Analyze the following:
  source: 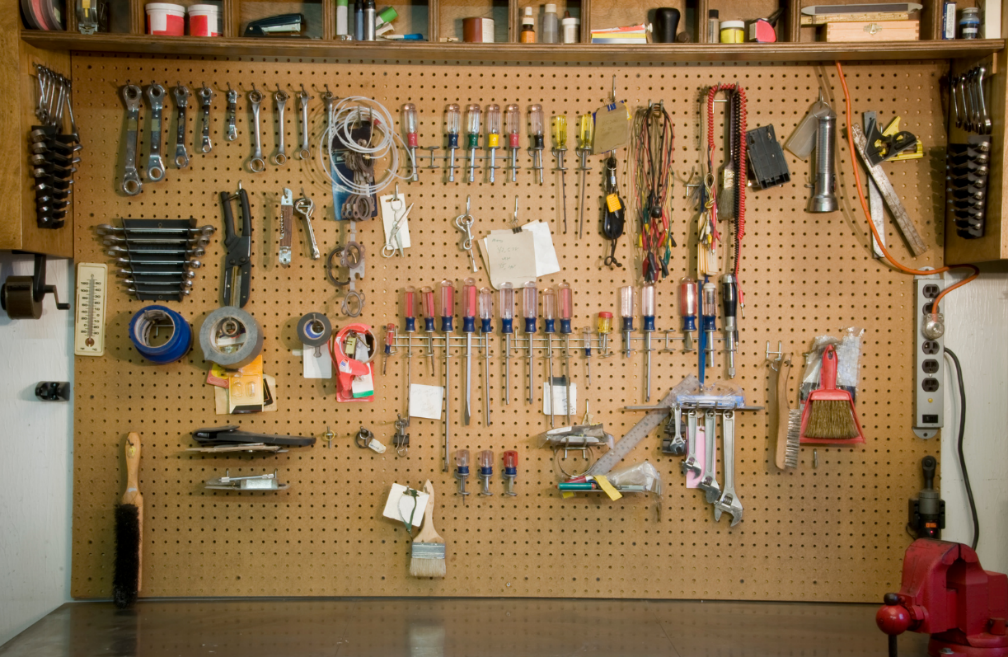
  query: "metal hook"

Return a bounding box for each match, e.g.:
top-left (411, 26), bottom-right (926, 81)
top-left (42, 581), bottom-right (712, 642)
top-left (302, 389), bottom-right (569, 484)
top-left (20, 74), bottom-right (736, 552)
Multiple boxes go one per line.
top-left (766, 341), bottom-right (784, 371)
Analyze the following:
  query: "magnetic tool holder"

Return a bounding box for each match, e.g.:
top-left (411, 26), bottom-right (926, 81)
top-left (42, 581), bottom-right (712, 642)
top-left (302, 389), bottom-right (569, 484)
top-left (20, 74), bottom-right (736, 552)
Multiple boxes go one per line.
top-left (1, 253), bottom-right (69, 319)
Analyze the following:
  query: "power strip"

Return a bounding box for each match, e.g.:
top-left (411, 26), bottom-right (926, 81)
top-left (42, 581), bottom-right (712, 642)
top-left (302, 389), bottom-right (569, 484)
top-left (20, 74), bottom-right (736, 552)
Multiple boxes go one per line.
top-left (913, 272), bottom-right (943, 439)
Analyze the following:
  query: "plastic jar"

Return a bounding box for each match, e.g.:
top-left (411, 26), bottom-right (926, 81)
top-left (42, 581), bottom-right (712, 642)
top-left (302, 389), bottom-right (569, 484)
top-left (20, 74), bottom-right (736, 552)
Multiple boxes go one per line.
top-left (187, 4), bottom-right (220, 37)
top-left (720, 20), bottom-right (744, 44)
top-left (959, 8), bottom-right (981, 39)
top-left (146, 2), bottom-right (185, 36)
top-left (561, 11), bottom-right (579, 43)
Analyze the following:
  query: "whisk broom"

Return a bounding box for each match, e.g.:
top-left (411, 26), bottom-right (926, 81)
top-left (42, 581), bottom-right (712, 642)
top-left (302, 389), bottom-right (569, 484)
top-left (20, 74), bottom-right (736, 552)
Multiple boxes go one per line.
top-left (799, 345), bottom-right (865, 445)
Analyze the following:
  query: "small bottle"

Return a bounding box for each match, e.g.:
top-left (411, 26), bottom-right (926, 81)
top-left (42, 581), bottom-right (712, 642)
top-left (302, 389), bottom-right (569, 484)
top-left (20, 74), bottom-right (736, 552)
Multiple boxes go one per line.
top-left (520, 7), bottom-right (535, 43)
top-left (707, 9), bottom-right (719, 43)
top-left (336, 0), bottom-right (349, 37)
top-left (77, 0), bottom-right (100, 34)
top-left (354, 0), bottom-right (364, 40)
top-left (542, 3), bottom-right (559, 43)
top-left (363, 0), bottom-right (377, 40)
top-left (959, 7), bottom-right (980, 39)
top-left (561, 10), bottom-right (579, 44)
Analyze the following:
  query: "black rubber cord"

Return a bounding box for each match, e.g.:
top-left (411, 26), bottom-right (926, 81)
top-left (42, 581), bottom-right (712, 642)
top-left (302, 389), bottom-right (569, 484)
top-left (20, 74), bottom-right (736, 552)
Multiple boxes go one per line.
top-left (944, 347), bottom-right (978, 550)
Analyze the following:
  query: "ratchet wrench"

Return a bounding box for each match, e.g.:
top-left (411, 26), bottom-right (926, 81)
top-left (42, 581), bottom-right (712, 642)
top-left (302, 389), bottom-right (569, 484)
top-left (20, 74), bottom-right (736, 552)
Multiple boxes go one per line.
top-left (121, 83), bottom-right (143, 196)
top-left (225, 85), bottom-right (238, 141)
top-left (145, 83), bottom-right (166, 182)
top-left (248, 87), bottom-right (266, 173)
top-left (297, 85), bottom-right (312, 160)
top-left (273, 87), bottom-right (289, 166)
top-left (198, 84), bottom-right (213, 153)
top-left (172, 83), bottom-right (190, 168)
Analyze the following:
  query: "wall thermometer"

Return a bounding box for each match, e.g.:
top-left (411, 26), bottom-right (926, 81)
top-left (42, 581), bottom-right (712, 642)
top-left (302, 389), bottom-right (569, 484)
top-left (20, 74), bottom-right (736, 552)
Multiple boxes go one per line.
top-left (74, 263), bottom-right (107, 356)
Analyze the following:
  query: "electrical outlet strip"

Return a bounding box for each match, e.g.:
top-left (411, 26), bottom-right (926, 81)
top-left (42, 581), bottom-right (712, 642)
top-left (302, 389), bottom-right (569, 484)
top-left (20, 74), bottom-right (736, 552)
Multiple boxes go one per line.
top-left (913, 272), bottom-right (943, 439)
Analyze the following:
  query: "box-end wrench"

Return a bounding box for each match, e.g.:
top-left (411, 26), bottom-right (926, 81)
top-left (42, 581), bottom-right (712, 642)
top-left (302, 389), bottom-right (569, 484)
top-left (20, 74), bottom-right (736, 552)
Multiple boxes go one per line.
top-left (198, 84), bottom-right (213, 153)
top-left (226, 85), bottom-right (238, 141)
top-left (273, 87), bottom-right (289, 166)
top-left (698, 409), bottom-right (720, 503)
top-left (248, 87), bottom-right (266, 173)
top-left (120, 84), bottom-right (143, 194)
top-left (145, 83), bottom-right (166, 182)
top-left (680, 408), bottom-right (701, 476)
top-left (975, 67), bottom-right (992, 135)
top-left (297, 85), bottom-right (312, 160)
top-left (172, 83), bottom-right (191, 168)
top-left (714, 409), bottom-right (743, 526)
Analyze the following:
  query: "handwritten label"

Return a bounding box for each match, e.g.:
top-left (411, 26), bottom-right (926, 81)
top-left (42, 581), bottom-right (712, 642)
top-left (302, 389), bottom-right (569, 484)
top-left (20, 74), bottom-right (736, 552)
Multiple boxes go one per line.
top-left (409, 383), bottom-right (445, 420)
top-left (479, 231), bottom-right (538, 290)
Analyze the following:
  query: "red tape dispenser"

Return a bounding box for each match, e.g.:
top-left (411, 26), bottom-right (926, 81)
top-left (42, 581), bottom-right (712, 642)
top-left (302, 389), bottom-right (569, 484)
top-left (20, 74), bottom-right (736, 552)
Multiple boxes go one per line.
top-left (799, 344), bottom-right (865, 445)
top-left (329, 323), bottom-right (376, 403)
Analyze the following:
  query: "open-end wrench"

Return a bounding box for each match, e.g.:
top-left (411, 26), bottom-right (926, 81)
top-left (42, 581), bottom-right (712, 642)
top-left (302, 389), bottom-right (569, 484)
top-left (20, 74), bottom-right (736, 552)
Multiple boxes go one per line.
top-left (172, 83), bottom-right (191, 168)
top-left (145, 83), bottom-right (166, 182)
top-left (680, 408), bottom-right (701, 476)
top-left (248, 87), bottom-right (266, 173)
top-left (950, 77), bottom-right (962, 129)
top-left (698, 409), bottom-right (720, 503)
top-left (295, 190), bottom-right (320, 259)
top-left (226, 85), bottom-right (238, 141)
top-left (297, 85), bottom-right (311, 160)
top-left (714, 410), bottom-right (743, 526)
top-left (121, 84), bottom-right (143, 195)
top-left (199, 84), bottom-right (213, 153)
top-left (273, 87), bottom-right (289, 166)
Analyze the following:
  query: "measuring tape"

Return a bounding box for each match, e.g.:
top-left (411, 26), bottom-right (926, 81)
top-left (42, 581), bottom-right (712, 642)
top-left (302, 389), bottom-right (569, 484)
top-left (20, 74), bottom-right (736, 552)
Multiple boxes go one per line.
top-left (199, 306), bottom-right (264, 369)
top-left (128, 305), bottom-right (193, 364)
top-left (74, 263), bottom-right (107, 356)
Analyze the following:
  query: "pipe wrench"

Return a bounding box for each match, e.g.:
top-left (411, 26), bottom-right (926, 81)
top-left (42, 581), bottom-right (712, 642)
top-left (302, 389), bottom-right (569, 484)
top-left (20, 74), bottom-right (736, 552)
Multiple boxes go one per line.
top-left (220, 184), bottom-right (252, 308)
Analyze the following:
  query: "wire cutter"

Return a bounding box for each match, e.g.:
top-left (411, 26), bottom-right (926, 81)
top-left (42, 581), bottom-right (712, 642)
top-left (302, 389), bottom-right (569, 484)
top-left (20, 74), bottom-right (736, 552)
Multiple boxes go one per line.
top-left (220, 183), bottom-right (252, 307)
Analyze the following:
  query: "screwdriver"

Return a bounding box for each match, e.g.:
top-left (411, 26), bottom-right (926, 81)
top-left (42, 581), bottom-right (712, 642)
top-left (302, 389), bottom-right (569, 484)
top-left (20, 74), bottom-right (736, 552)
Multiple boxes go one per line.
top-left (383, 322), bottom-right (396, 375)
top-left (542, 285), bottom-right (557, 427)
top-left (552, 115), bottom-right (568, 233)
top-left (721, 273), bottom-right (738, 378)
top-left (479, 286), bottom-right (493, 425)
top-left (701, 279), bottom-right (717, 369)
top-left (597, 311), bottom-right (613, 357)
top-left (505, 104), bottom-right (521, 182)
top-left (485, 104), bottom-right (501, 183)
top-left (679, 277), bottom-right (697, 352)
top-left (438, 279), bottom-right (454, 471)
top-left (576, 113), bottom-right (593, 239)
top-left (502, 450), bottom-right (518, 496)
top-left (641, 284), bottom-right (656, 402)
top-left (558, 282), bottom-right (573, 424)
top-left (462, 278), bottom-right (476, 425)
top-left (401, 103), bottom-right (418, 181)
top-left (582, 326), bottom-right (592, 386)
top-left (478, 449), bottom-right (494, 496)
top-left (499, 282), bottom-right (515, 405)
top-left (620, 285), bottom-right (634, 359)
top-left (522, 281), bottom-right (538, 405)
top-left (529, 104), bottom-right (545, 184)
top-left (445, 103), bottom-right (460, 182)
top-left (421, 285), bottom-right (436, 376)
top-left (465, 103), bottom-right (481, 183)
top-left (403, 286), bottom-right (416, 411)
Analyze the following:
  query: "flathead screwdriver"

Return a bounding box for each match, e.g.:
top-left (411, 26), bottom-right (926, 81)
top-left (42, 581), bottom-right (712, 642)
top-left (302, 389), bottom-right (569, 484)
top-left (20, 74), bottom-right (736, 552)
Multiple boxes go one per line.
top-left (462, 278), bottom-right (476, 425)
top-left (479, 286), bottom-right (493, 425)
top-left (499, 282), bottom-right (515, 405)
top-left (422, 286), bottom-right (436, 376)
top-left (558, 282), bottom-right (573, 424)
top-left (522, 281), bottom-right (538, 405)
top-left (543, 286), bottom-right (556, 427)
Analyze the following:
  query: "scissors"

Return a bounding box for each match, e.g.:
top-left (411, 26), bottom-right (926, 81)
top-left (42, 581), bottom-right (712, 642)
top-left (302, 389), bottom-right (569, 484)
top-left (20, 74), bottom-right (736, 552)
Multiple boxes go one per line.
top-left (454, 195), bottom-right (477, 273)
top-left (382, 186), bottom-right (413, 258)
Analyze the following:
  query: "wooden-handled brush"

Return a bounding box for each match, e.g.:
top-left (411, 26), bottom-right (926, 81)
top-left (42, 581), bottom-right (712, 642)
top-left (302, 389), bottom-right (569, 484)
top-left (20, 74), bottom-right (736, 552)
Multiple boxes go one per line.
top-left (409, 480), bottom-right (446, 578)
top-left (774, 354), bottom-right (800, 469)
top-left (800, 345), bottom-right (865, 445)
top-left (114, 432), bottom-right (142, 608)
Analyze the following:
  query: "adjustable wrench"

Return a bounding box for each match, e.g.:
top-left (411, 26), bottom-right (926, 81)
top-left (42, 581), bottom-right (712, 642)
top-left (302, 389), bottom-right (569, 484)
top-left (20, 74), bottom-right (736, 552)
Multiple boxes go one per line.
top-left (172, 83), bottom-right (190, 168)
top-left (714, 410), bottom-right (743, 526)
top-left (295, 191), bottom-right (321, 259)
top-left (698, 409), bottom-right (720, 503)
top-left (667, 405), bottom-right (686, 455)
top-left (198, 84), bottom-right (213, 153)
top-left (248, 87), bottom-right (266, 173)
top-left (297, 86), bottom-right (312, 160)
top-left (273, 87), bottom-right (289, 166)
top-left (226, 86), bottom-right (238, 141)
top-left (145, 83), bottom-right (166, 182)
top-left (680, 408), bottom-right (701, 476)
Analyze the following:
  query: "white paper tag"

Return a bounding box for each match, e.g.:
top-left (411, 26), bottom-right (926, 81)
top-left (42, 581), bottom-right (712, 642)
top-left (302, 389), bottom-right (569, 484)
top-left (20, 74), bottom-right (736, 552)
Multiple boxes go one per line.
top-left (302, 345), bottom-right (332, 379)
top-left (544, 381), bottom-right (576, 415)
top-left (409, 383), bottom-right (445, 420)
top-left (521, 221), bottom-right (561, 277)
top-left (382, 483), bottom-right (429, 528)
top-left (479, 231), bottom-right (538, 291)
top-left (380, 194), bottom-right (412, 250)
top-left (351, 370), bottom-right (375, 397)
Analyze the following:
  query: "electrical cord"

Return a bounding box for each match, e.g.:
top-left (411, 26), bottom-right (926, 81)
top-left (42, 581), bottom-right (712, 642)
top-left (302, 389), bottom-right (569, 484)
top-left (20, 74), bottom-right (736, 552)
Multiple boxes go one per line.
top-left (944, 346), bottom-right (978, 550)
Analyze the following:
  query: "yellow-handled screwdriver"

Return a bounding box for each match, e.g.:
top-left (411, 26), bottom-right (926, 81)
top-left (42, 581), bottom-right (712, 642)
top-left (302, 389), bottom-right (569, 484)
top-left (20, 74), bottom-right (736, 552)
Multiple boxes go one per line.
top-left (551, 115), bottom-right (569, 234)
top-left (576, 113), bottom-right (593, 239)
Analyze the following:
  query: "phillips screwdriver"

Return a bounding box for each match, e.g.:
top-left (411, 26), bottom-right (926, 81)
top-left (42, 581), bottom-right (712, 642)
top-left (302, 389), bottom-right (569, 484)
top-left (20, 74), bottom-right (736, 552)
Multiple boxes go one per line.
top-left (502, 450), bottom-right (518, 496)
top-left (721, 273), bottom-right (738, 378)
top-left (558, 282), bottom-right (573, 424)
top-left (401, 103), bottom-right (418, 181)
top-left (499, 282), bottom-right (515, 405)
top-left (462, 278), bottom-right (476, 425)
top-left (421, 285), bottom-right (436, 376)
top-left (582, 327), bottom-right (592, 386)
top-left (597, 311), bottom-right (613, 357)
top-left (485, 104), bottom-right (501, 183)
top-left (444, 103), bottom-right (460, 183)
top-left (465, 104), bottom-right (481, 183)
top-left (679, 277), bottom-right (697, 352)
top-left (528, 104), bottom-right (545, 184)
top-left (542, 285), bottom-right (557, 427)
top-left (701, 279), bottom-right (717, 369)
top-left (576, 113), bottom-right (593, 239)
top-left (522, 281), bottom-right (538, 405)
top-left (479, 286), bottom-right (493, 425)
top-left (505, 104), bottom-right (521, 182)
top-left (641, 284), bottom-right (656, 402)
top-left (478, 449), bottom-right (494, 496)
top-left (383, 323), bottom-right (396, 375)
top-left (552, 115), bottom-right (568, 233)
top-left (403, 286), bottom-right (417, 410)
top-left (438, 280), bottom-right (455, 471)
top-left (620, 285), bottom-right (634, 359)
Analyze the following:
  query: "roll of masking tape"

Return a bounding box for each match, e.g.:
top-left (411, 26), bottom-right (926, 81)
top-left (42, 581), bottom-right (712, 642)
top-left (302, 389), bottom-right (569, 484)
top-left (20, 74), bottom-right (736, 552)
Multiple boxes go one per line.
top-left (199, 306), bottom-right (264, 370)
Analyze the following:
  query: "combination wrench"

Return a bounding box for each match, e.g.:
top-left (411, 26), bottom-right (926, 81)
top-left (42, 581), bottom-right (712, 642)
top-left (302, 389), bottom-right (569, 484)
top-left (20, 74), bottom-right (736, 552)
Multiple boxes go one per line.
top-left (198, 84), bottom-right (213, 153)
top-left (225, 85), bottom-right (238, 141)
top-left (248, 87), bottom-right (266, 173)
top-left (145, 83), bottom-right (166, 182)
top-left (297, 85), bottom-right (312, 160)
top-left (680, 408), bottom-right (701, 476)
top-left (714, 410), bottom-right (743, 526)
top-left (295, 190), bottom-right (321, 259)
top-left (698, 409), bottom-right (720, 503)
top-left (273, 87), bottom-right (289, 166)
top-left (172, 83), bottom-right (190, 168)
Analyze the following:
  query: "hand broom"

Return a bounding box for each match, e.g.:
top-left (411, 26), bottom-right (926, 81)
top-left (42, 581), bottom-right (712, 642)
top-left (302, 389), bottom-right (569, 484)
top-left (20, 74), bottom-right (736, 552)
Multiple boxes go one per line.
top-left (800, 345), bottom-right (865, 445)
top-left (409, 480), bottom-right (446, 578)
top-left (114, 432), bottom-right (143, 608)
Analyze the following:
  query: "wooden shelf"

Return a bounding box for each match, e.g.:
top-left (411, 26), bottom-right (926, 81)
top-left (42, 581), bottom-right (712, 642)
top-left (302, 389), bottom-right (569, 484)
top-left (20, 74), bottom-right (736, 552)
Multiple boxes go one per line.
top-left (20, 30), bottom-right (1004, 63)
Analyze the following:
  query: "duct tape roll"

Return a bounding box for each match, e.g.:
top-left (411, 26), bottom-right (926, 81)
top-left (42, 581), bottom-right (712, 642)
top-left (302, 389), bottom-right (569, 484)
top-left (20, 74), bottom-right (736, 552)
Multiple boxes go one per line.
top-left (463, 17), bottom-right (494, 42)
top-left (297, 312), bottom-right (332, 347)
top-left (128, 305), bottom-right (194, 364)
top-left (199, 305), bottom-right (264, 370)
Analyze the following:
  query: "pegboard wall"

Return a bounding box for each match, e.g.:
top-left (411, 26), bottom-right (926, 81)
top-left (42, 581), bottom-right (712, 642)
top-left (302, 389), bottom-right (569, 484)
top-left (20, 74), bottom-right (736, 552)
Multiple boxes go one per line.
top-left (70, 54), bottom-right (947, 602)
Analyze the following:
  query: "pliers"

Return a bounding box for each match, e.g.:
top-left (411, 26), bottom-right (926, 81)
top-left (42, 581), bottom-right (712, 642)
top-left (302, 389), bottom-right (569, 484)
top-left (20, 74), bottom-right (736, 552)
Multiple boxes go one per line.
top-left (220, 184), bottom-right (252, 307)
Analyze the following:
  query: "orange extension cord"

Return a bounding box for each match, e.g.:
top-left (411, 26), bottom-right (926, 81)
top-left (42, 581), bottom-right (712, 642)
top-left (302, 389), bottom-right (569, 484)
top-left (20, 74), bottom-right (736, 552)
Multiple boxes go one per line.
top-left (835, 61), bottom-right (978, 314)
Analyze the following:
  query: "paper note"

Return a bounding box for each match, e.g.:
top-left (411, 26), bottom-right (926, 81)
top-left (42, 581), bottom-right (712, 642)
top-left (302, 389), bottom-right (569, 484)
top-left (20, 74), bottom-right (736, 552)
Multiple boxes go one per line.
top-left (592, 102), bottom-right (630, 154)
top-left (479, 230), bottom-right (538, 291)
top-left (301, 347), bottom-right (333, 379)
top-left (379, 194), bottom-right (412, 251)
top-left (686, 428), bottom-right (704, 488)
top-left (352, 369), bottom-right (375, 398)
top-left (521, 221), bottom-right (560, 277)
top-left (409, 383), bottom-right (444, 420)
top-left (544, 381), bottom-right (576, 416)
top-left (382, 483), bottom-right (430, 529)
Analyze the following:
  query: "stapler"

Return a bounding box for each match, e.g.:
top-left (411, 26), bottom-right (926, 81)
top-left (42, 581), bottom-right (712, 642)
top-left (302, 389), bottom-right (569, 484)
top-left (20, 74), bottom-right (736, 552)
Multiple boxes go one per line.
top-left (244, 13), bottom-right (305, 37)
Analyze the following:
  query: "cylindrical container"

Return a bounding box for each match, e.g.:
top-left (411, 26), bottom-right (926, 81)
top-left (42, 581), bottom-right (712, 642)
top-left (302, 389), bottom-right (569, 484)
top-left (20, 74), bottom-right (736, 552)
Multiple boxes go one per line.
top-left (520, 7), bottom-right (535, 42)
top-left (146, 3), bottom-right (185, 36)
top-left (364, 0), bottom-right (376, 40)
top-left (707, 9), bottom-right (719, 43)
top-left (542, 3), bottom-right (559, 43)
top-left (336, 0), bottom-right (349, 36)
top-left (959, 7), bottom-right (980, 39)
top-left (561, 11), bottom-right (579, 43)
top-left (463, 17), bottom-right (495, 42)
top-left (187, 4), bottom-right (219, 37)
top-left (809, 112), bottom-right (838, 213)
top-left (720, 20), bottom-right (744, 44)
top-left (654, 7), bottom-right (680, 43)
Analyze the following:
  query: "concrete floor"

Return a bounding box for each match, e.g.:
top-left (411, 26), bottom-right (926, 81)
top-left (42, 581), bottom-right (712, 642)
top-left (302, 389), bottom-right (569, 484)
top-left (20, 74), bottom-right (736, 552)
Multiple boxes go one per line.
top-left (0, 599), bottom-right (928, 656)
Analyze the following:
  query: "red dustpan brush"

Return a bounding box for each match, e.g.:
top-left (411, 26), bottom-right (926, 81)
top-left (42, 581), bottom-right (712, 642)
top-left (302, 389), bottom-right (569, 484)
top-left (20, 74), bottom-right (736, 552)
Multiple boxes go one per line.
top-left (799, 345), bottom-right (865, 445)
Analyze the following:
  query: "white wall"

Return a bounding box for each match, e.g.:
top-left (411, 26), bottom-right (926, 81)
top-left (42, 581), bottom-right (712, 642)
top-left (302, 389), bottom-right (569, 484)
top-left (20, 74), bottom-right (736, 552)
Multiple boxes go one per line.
top-left (941, 266), bottom-right (1008, 574)
top-left (0, 254), bottom-right (73, 647)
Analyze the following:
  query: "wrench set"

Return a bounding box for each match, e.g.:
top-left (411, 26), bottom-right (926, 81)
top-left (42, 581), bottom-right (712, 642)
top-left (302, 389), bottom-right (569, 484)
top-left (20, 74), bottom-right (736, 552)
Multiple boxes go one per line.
top-left (948, 65), bottom-right (993, 240)
top-left (32, 65), bottom-right (79, 229)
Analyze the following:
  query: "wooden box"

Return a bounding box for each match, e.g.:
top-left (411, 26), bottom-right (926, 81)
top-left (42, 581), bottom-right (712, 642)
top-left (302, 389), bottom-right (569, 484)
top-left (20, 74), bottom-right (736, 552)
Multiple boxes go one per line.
top-left (824, 19), bottom-right (919, 42)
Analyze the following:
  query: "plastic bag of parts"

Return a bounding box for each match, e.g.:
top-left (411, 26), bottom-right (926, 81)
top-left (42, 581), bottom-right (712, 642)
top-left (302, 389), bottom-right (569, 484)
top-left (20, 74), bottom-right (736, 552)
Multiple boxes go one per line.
top-left (799, 327), bottom-right (864, 411)
top-left (673, 374), bottom-right (745, 408)
top-left (537, 423), bottom-right (614, 450)
top-left (606, 459), bottom-right (663, 498)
